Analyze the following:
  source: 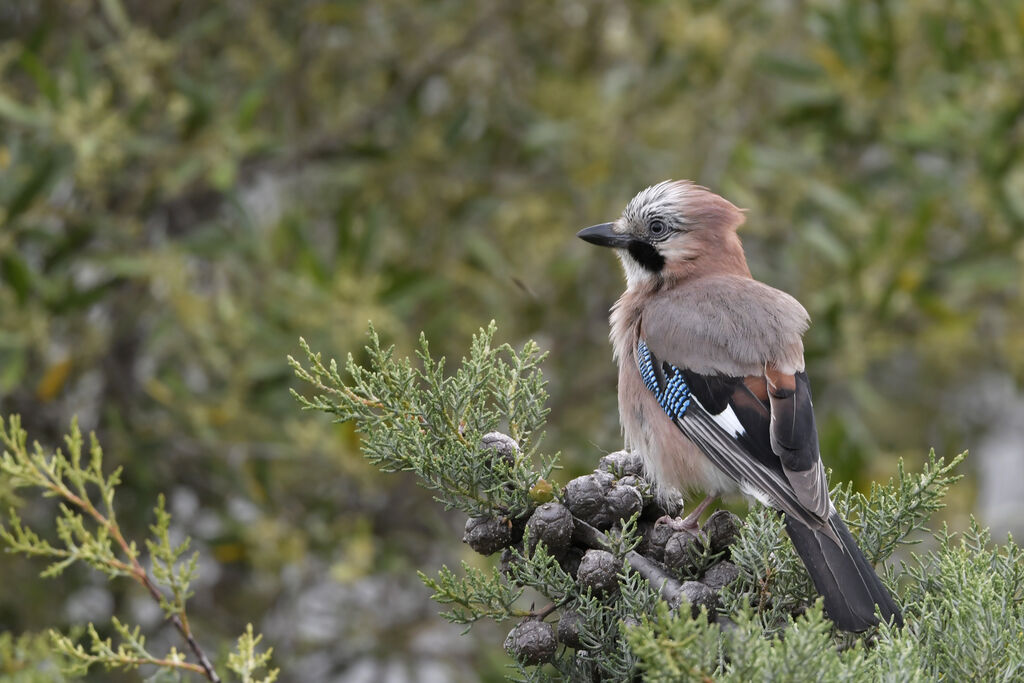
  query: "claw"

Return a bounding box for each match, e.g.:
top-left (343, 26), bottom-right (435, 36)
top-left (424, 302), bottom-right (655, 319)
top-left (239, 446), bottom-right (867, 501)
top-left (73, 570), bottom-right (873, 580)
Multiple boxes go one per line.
top-left (655, 514), bottom-right (701, 534)
top-left (656, 494), bottom-right (718, 537)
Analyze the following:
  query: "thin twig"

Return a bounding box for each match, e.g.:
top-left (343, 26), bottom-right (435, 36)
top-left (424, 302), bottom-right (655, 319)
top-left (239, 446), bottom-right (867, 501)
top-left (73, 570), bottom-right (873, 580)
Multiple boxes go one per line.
top-left (529, 602), bottom-right (560, 621)
top-left (572, 518), bottom-right (685, 606)
top-left (102, 515), bottom-right (221, 681)
top-left (35, 465), bottom-right (221, 681)
top-left (134, 572), bottom-right (220, 682)
top-left (97, 655), bottom-right (207, 676)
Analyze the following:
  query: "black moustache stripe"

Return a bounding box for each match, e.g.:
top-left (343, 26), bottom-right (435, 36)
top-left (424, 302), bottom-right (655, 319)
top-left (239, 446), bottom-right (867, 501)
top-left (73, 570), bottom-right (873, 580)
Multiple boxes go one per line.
top-left (628, 240), bottom-right (665, 272)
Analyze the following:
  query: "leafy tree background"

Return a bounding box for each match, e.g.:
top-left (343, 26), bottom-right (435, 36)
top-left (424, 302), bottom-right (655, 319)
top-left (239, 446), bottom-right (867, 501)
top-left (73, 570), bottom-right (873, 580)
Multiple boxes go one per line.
top-left (1, 0), bottom-right (1022, 679)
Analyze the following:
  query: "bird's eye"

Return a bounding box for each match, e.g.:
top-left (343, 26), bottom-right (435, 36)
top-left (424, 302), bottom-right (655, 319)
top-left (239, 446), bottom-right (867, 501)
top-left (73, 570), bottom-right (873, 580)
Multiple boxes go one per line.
top-left (650, 219), bottom-right (666, 236)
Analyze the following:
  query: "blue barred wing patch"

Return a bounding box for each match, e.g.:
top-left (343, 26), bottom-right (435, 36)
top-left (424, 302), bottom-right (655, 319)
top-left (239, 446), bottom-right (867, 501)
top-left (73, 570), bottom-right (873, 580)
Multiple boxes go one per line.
top-left (637, 340), bottom-right (691, 419)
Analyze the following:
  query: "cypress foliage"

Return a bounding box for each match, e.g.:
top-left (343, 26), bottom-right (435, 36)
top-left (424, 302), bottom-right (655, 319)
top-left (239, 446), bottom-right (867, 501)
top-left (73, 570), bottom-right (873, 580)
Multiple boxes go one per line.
top-left (293, 324), bottom-right (1021, 681)
top-left (1, 324), bottom-right (1017, 681)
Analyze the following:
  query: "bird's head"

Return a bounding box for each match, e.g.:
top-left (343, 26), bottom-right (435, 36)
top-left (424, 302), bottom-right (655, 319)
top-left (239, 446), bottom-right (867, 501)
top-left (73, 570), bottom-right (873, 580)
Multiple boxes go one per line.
top-left (577, 180), bottom-right (748, 289)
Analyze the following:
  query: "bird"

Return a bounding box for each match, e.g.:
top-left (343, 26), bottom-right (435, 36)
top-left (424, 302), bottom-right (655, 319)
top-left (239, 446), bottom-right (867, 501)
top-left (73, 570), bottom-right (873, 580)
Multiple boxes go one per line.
top-left (577, 180), bottom-right (902, 632)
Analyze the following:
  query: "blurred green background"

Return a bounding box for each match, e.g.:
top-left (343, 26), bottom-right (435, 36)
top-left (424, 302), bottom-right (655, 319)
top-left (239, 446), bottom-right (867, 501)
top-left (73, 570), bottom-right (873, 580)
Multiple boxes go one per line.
top-left (2, 0), bottom-right (1023, 679)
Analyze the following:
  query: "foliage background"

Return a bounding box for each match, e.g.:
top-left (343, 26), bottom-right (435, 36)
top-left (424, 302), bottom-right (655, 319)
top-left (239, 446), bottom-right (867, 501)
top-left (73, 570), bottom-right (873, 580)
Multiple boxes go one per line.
top-left (1, 0), bottom-right (1022, 679)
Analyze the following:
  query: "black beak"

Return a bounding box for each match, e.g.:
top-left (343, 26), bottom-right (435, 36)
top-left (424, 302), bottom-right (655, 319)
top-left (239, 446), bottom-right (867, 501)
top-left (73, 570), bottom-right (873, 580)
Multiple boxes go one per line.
top-left (576, 222), bottom-right (631, 249)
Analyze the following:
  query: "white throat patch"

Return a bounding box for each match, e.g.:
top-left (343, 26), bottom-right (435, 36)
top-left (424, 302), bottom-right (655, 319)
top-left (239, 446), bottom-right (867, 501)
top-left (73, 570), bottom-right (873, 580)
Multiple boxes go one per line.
top-left (617, 250), bottom-right (657, 289)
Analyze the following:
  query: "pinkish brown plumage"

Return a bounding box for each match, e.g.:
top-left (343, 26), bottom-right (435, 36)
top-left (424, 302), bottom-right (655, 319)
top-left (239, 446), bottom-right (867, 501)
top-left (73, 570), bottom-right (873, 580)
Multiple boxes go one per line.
top-left (577, 180), bottom-right (902, 632)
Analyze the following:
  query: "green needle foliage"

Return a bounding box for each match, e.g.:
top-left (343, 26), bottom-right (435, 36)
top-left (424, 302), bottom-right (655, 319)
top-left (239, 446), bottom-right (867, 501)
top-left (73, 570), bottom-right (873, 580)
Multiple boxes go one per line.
top-left (295, 324), bottom-right (1024, 681)
top-left (290, 321), bottom-right (557, 519)
top-left (227, 626), bottom-right (279, 683)
top-left (0, 630), bottom-right (69, 682)
top-left (0, 416), bottom-right (138, 581)
top-left (0, 416), bottom-right (278, 683)
top-left (419, 563), bottom-right (525, 627)
top-left (837, 451), bottom-right (968, 564)
top-left (629, 519), bottom-right (1024, 682)
top-left (49, 619), bottom-right (195, 679)
top-left (721, 450), bottom-right (966, 634)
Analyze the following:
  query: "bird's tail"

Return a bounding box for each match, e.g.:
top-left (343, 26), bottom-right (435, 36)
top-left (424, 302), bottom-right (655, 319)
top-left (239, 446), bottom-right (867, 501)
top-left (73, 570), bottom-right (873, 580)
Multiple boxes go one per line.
top-left (783, 512), bottom-right (903, 632)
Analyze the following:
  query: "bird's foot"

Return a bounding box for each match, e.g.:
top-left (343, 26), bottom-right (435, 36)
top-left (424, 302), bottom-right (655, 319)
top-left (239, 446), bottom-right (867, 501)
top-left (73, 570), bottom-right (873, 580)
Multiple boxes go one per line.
top-left (656, 494), bottom-right (718, 537)
top-left (655, 514), bottom-right (701, 535)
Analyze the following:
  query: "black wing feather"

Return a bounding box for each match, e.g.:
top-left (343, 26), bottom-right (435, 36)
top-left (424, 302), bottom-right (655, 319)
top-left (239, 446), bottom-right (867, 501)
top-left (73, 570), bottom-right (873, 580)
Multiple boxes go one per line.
top-left (681, 370), bottom-right (779, 473)
top-left (673, 390), bottom-right (827, 531)
top-left (637, 339), bottom-right (903, 631)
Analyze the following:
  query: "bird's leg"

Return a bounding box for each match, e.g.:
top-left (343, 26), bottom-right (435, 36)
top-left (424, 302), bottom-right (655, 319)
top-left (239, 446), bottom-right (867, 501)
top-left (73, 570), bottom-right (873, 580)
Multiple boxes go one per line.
top-left (657, 494), bottom-right (717, 534)
top-left (678, 493), bottom-right (716, 531)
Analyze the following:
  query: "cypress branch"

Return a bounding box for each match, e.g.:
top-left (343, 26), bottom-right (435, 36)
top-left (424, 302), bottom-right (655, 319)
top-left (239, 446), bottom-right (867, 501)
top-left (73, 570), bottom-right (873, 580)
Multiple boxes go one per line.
top-left (293, 324), bottom-right (1020, 681)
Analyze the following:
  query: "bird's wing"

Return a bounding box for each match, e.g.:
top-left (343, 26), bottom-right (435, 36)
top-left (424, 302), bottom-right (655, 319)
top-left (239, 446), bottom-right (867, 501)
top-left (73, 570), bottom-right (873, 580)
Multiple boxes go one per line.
top-left (764, 363), bottom-right (832, 520)
top-left (636, 339), bottom-right (833, 531)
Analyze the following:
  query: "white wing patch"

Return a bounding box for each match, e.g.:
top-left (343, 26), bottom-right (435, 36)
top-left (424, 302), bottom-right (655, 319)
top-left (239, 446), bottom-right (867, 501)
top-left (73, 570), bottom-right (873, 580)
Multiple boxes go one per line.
top-left (690, 394), bottom-right (746, 438)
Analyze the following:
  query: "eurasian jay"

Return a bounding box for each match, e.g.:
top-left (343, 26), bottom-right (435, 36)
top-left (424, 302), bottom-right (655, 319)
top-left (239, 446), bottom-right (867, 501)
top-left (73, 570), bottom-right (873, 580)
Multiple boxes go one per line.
top-left (578, 180), bottom-right (902, 632)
